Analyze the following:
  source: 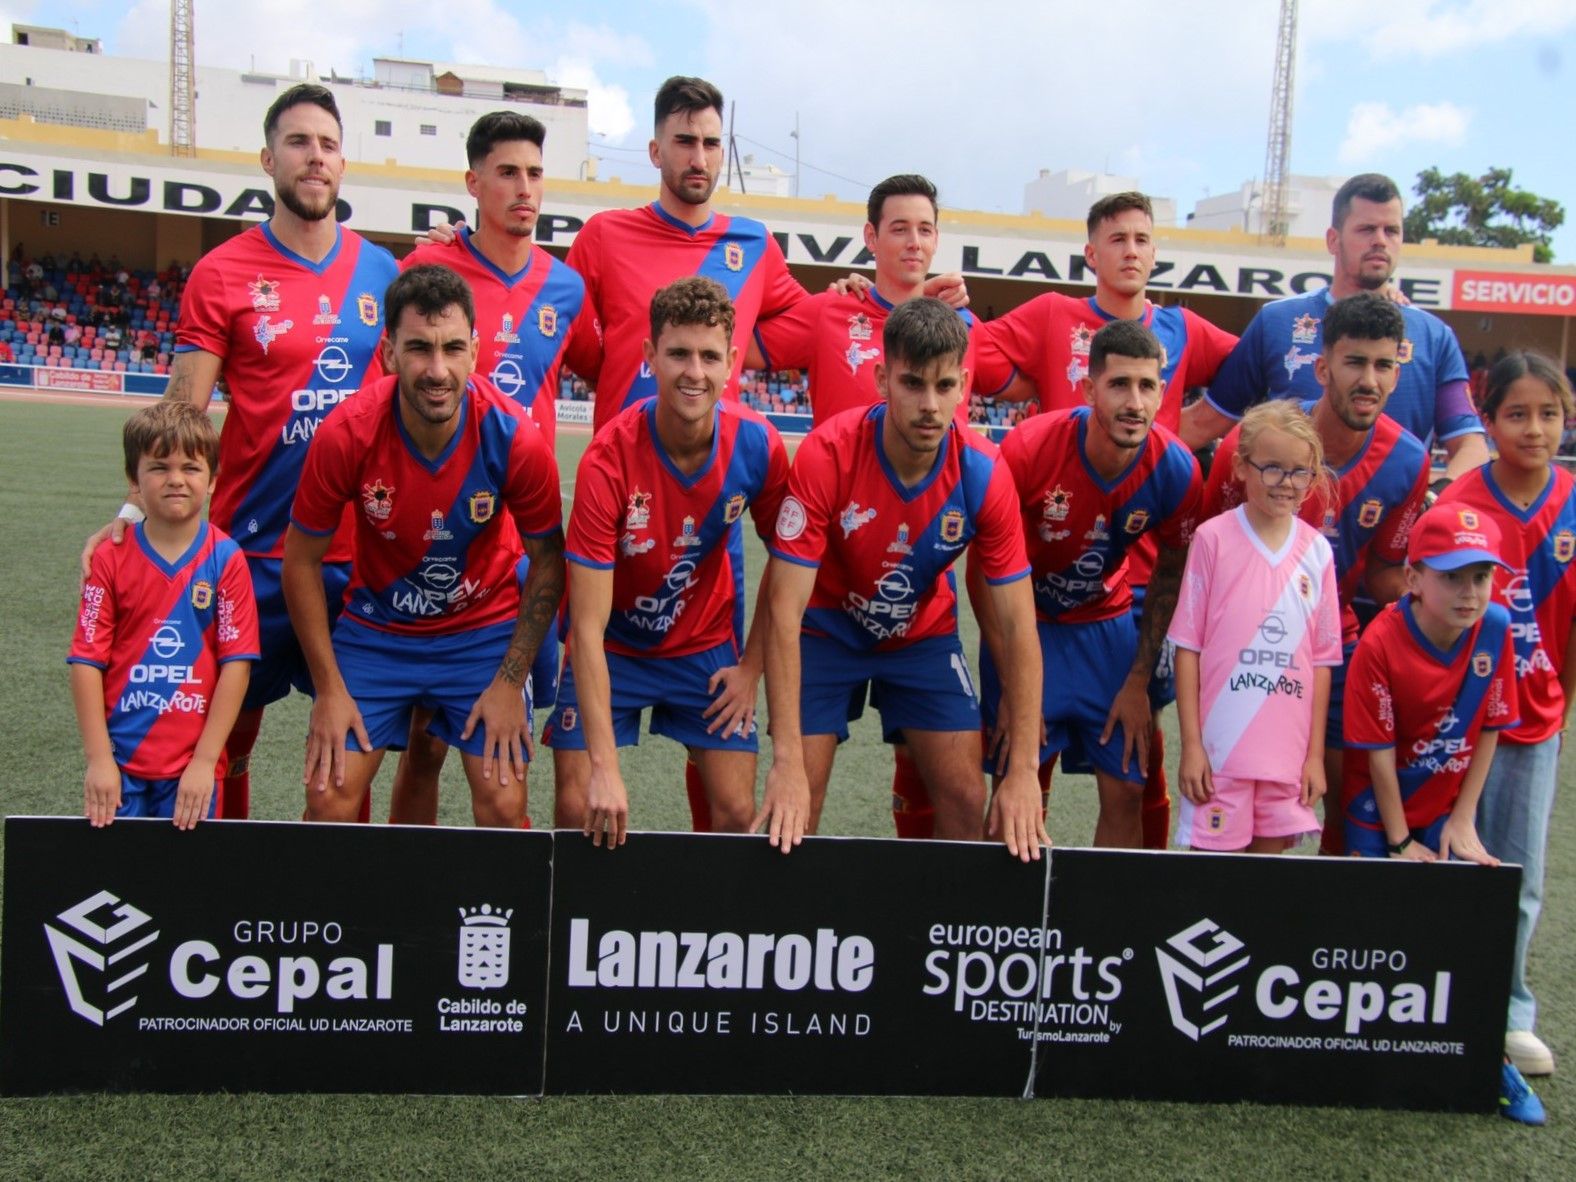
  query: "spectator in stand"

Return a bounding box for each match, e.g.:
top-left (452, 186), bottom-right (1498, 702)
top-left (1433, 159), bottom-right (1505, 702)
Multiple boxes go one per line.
top-left (104, 324), bottom-right (124, 351)
top-left (0, 340), bottom-right (14, 364)
top-left (64, 322), bottom-right (82, 347)
top-left (48, 321), bottom-right (65, 347)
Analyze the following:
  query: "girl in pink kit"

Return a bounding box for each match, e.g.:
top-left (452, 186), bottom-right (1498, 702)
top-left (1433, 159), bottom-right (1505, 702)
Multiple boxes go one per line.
top-left (1169, 402), bottom-right (1343, 851)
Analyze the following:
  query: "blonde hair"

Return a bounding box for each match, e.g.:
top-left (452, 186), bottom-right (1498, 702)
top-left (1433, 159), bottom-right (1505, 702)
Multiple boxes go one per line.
top-left (1236, 401), bottom-right (1330, 504)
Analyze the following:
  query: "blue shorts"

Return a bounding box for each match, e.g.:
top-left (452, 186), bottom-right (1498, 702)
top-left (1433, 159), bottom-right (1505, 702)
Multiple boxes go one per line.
top-left (543, 641), bottom-right (758, 753)
top-left (117, 772), bottom-right (218, 820)
top-left (982, 614), bottom-right (1144, 784)
top-left (800, 632), bottom-right (979, 743)
top-left (246, 556), bottom-right (351, 711)
top-left (531, 620), bottom-right (561, 711)
top-left (332, 618), bottom-right (530, 759)
top-left (1346, 812), bottom-right (1449, 859)
top-left (1325, 643), bottom-right (1354, 750)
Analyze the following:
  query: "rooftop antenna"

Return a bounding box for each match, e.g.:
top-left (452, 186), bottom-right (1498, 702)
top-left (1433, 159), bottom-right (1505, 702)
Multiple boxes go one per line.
top-left (726, 101), bottom-right (746, 195)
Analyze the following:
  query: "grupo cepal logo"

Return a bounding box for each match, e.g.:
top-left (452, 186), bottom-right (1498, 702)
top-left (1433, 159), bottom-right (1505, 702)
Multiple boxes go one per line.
top-left (1156, 919), bottom-right (1458, 1052)
top-left (922, 921), bottom-right (1134, 1043)
top-left (46, 890), bottom-right (160, 1026)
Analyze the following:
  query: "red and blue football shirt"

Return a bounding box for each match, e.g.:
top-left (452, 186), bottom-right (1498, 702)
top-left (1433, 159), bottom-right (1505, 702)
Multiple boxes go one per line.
top-left (176, 223), bottom-right (399, 562)
top-left (1204, 399), bottom-right (1429, 645)
top-left (770, 405), bottom-right (1028, 651)
top-left (753, 287), bottom-right (977, 427)
top-left (974, 294), bottom-right (1237, 432)
top-left (70, 521), bottom-right (260, 779)
top-left (1000, 407), bottom-right (1201, 625)
top-left (1438, 465), bottom-right (1576, 745)
top-left (567, 399), bottom-right (789, 658)
top-left (1343, 597), bottom-right (1518, 829)
top-left (402, 229), bottom-right (599, 455)
top-left (290, 373), bottom-right (562, 636)
top-left (566, 203), bottom-right (807, 434)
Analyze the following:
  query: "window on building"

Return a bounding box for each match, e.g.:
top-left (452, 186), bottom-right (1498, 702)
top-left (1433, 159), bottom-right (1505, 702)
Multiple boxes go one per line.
top-left (420, 123), bottom-right (437, 136)
top-left (374, 120), bottom-right (392, 136)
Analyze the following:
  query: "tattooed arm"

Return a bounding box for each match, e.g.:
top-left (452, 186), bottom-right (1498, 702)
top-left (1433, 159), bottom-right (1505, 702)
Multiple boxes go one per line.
top-left (1099, 541), bottom-right (1187, 777)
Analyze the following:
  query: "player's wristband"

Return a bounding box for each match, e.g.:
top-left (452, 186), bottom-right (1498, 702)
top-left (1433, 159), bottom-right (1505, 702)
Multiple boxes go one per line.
top-left (1387, 835), bottom-right (1413, 855)
top-left (118, 501), bottom-right (145, 524)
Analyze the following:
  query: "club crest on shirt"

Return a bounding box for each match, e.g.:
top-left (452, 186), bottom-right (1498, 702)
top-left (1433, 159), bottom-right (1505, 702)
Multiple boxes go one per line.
top-left (1320, 506), bottom-right (1339, 538)
top-left (724, 243), bottom-right (745, 272)
top-left (1291, 313), bottom-right (1320, 345)
top-left (1043, 485), bottom-right (1072, 522)
top-left (847, 313), bottom-right (874, 342)
top-left (1397, 338), bottom-right (1414, 364)
top-left (1298, 573), bottom-right (1313, 600)
top-left (425, 510), bottom-right (454, 541)
top-left (538, 306), bottom-right (558, 338)
top-left (190, 580), bottom-right (214, 610)
top-left (468, 490), bottom-right (496, 525)
top-left (1357, 498), bottom-right (1383, 529)
top-left (313, 295), bottom-right (340, 325)
top-left (673, 515), bottom-right (702, 548)
top-left (247, 275), bottom-right (280, 312)
top-left (1555, 530), bottom-right (1576, 564)
top-left (358, 293), bottom-right (380, 327)
top-left (841, 502), bottom-right (877, 537)
top-left (939, 509), bottom-right (966, 545)
top-left (1472, 651), bottom-right (1493, 678)
top-left (1070, 325), bottom-right (1094, 356)
top-left (1207, 806), bottom-right (1225, 832)
top-left (252, 315), bottom-right (293, 354)
top-left (1123, 508), bottom-right (1150, 534)
top-left (626, 490), bottom-right (652, 531)
top-left (362, 480), bottom-right (395, 522)
top-left (723, 494), bottom-right (747, 524)
top-left (558, 706), bottom-right (578, 733)
top-left (494, 314), bottom-right (520, 344)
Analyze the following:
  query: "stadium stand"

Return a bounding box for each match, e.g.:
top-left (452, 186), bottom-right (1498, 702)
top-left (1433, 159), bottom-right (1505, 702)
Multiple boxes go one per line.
top-left (2, 251), bottom-right (185, 375)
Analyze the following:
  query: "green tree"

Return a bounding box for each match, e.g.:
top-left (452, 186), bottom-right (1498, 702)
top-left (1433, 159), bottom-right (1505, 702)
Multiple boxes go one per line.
top-left (1405, 167), bottom-right (1565, 264)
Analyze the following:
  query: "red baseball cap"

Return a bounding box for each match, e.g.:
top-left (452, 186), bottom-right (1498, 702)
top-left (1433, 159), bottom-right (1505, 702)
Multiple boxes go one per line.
top-left (1406, 504), bottom-right (1511, 571)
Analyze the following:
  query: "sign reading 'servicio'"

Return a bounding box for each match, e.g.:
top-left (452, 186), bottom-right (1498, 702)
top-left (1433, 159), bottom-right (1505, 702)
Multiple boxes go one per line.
top-left (0, 150), bottom-right (1481, 308)
top-left (0, 818), bottom-right (552, 1094)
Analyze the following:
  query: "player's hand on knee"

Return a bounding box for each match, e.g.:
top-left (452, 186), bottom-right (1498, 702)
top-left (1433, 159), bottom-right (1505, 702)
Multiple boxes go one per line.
top-left (753, 762), bottom-right (809, 854)
top-left (1100, 675), bottom-right (1152, 776)
top-left (462, 678), bottom-right (529, 786)
top-left (703, 663), bottom-right (759, 739)
top-left (584, 765), bottom-right (629, 848)
top-left (173, 758), bottom-right (216, 830)
top-left (305, 688), bottom-right (370, 793)
top-left (1178, 744), bottom-right (1213, 805)
top-left (84, 756), bottom-right (121, 827)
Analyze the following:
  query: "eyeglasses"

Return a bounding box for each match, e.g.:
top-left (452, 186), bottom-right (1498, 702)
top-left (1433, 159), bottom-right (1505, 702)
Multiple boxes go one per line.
top-left (1243, 459), bottom-right (1316, 490)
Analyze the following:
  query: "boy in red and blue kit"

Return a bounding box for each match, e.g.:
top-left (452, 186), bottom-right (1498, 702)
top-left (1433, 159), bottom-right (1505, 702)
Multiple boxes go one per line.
top-left (71, 401), bottom-right (259, 827)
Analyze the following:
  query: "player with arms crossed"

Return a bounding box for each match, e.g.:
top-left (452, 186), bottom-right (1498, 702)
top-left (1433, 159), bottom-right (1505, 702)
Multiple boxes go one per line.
top-left (72, 402), bottom-right (259, 828)
top-left (751, 172), bottom-right (975, 838)
top-left (1182, 173), bottom-right (1488, 484)
top-left (761, 298), bottom-right (1046, 859)
top-left (391, 110), bottom-right (600, 822)
top-left (1203, 294), bottom-right (1429, 853)
top-left (973, 191), bottom-right (1238, 848)
top-left (1437, 353), bottom-right (1576, 1079)
top-left (546, 277), bottom-right (788, 846)
top-left (82, 84), bottom-right (399, 821)
top-left (283, 265), bottom-right (564, 826)
top-left (1168, 402), bottom-right (1341, 852)
top-left (976, 319), bottom-right (1201, 848)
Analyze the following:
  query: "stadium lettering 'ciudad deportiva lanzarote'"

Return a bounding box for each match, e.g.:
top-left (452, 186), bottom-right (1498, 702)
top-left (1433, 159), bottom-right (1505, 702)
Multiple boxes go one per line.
top-left (1, 10), bottom-right (1573, 1136)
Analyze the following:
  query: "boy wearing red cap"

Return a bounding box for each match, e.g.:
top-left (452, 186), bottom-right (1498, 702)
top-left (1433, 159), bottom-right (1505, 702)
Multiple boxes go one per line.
top-left (1341, 504), bottom-right (1518, 862)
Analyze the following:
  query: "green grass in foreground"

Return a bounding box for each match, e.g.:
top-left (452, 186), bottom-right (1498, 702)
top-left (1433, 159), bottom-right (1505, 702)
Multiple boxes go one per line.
top-left (0, 399), bottom-right (1572, 1179)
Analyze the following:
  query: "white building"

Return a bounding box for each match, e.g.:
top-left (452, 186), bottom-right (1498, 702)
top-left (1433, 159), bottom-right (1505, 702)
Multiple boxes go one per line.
top-left (0, 29), bottom-right (590, 179)
top-left (1022, 168), bottom-right (1178, 228)
top-left (725, 154), bottom-right (794, 199)
top-left (1188, 174), bottom-right (1348, 238)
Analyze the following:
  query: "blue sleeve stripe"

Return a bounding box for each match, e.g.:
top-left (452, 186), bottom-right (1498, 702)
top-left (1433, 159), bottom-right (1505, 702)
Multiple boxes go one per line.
top-left (1485, 720), bottom-right (1520, 732)
top-left (520, 525), bottom-right (564, 539)
top-left (566, 551), bottom-right (615, 571)
top-left (985, 566), bottom-right (1031, 586)
top-left (1437, 417), bottom-right (1486, 441)
top-left (767, 546), bottom-right (819, 569)
top-left (65, 657), bottom-right (109, 670)
top-left (219, 652), bottom-right (262, 664)
top-left (288, 516), bottom-right (337, 539)
top-left (976, 365), bottom-right (1019, 399)
top-left (1202, 392), bottom-right (1244, 422)
top-left (1345, 740), bottom-right (1394, 751)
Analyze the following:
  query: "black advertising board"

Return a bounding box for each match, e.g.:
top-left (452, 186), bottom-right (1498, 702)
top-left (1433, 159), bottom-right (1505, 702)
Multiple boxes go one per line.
top-left (0, 818), bottom-right (552, 1095)
top-left (1030, 850), bottom-right (1520, 1112)
top-left (544, 832), bottom-right (1046, 1095)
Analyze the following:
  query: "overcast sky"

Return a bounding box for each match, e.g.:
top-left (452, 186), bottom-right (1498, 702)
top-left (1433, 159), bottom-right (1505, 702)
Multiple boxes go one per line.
top-left (7, 0), bottom-right (1576, 261)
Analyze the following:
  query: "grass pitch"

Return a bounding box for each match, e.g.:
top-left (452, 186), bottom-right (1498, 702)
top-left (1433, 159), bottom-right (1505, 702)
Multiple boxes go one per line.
top-left (1, 397), bottom-right (1573, 1179)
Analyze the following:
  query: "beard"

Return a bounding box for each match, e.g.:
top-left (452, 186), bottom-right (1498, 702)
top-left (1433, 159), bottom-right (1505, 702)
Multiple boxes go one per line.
top-left (276, 178), bottom-right (338, 223)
